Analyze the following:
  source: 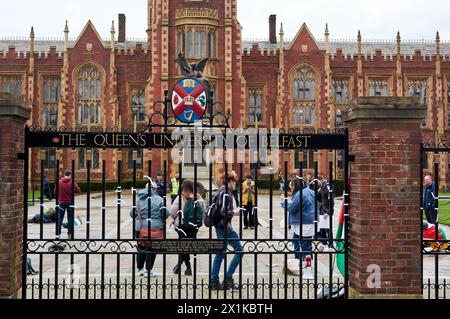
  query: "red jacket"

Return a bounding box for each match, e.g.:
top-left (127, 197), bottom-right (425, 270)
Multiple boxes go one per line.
top-left (56, 177), bottom-right (81, 204)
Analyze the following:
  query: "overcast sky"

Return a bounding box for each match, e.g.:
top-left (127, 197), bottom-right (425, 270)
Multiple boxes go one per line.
top-left (1, 0), bottom-right (450, 41)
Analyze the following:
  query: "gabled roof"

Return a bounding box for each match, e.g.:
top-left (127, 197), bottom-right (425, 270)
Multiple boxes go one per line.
top-left (288, 23), bottom-right (320, 51)
top-left (70, 20), bottom-right (105, 49)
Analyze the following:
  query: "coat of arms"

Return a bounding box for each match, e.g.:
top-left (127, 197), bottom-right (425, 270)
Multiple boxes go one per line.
top-left (172, 54), bottom-right (210, 123)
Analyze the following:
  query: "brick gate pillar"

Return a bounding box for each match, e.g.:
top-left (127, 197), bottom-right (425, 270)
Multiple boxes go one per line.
top-left (343, 97), bottom-right (425, 299)
top-left (0, 94), bottom-right (31, 299)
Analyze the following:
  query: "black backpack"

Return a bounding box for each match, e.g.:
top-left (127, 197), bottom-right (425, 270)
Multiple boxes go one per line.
top-left (204, 189), bottom-right (229, 227)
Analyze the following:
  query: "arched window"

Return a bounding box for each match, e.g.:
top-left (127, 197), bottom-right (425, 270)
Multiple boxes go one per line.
top-left (78, 149), bottom-right (100, 170)
top-left (43, 76), bottom-right (60, 127)
top-left (292, 66), bottom-right (317, 126)
top-left (180, 27), bottom-right (217, 59)
top-left (76, 64), bottom-right (102, 126)
top-left (0, 75), bottom-right (22, 97)
top-left (131, 88), bottom-right (146, 122)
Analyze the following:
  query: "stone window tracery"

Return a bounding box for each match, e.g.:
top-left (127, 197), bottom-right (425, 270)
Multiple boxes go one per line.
top-left (248, 87), bottom-right (263, 124)
top-left (43, 76), bottom-right (60, 127)
top-left (292, 66), bottom-right (317, 126)
top-left (0, 75), bottom-right (22, 97)
top-left (76, 64), bottom-right (102, 126)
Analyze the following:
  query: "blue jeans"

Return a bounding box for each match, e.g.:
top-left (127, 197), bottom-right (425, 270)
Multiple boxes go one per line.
top-left (211, 226), bottom-right (243, 284)
top-left (56, 203), bottom-right (74, 237)
top-left (293, 233), bottom-right (312, 260)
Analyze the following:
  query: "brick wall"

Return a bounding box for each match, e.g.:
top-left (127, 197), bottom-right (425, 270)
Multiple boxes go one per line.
top-left (345, 97), bottom-right (424, 298)
top-left (0, 95), bottom-right (30, 298)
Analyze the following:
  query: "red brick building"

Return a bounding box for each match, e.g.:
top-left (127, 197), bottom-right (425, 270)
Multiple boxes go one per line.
top-left (0, 0), bottom-right (448, 185)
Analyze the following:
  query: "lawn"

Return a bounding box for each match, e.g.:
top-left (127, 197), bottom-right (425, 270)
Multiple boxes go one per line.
top-left (28, 189), bottom-right (41, 201)
top-left (436, 201), bottom-right (450, 226)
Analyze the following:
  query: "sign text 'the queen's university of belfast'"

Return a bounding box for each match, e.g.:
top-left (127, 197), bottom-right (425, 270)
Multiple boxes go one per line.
top-left (26, 127), bottom-right (346, 174)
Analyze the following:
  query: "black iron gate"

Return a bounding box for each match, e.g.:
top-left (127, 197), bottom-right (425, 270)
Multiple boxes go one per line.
top-left (420, 143), bottom-right (450, 299)
top-left (22, 95), bottom-right (350, 300)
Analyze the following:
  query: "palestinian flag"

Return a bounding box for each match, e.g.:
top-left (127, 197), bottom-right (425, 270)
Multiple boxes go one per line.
top-left (74, 215), bottom-right (83, 227)
top-left (335, 200), bottom-right (346, 276)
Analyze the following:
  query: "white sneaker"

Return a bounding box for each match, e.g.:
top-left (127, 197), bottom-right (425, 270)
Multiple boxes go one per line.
top-left (142, 270), bottom-right (157, 278)
top-left (302, 267), bottom-right (314, 280)
top-left (136, 269), bottom-right (146, 276)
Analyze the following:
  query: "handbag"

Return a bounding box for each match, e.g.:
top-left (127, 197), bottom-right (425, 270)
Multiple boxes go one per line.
top-left (137, 200), bottom-right (164, 248)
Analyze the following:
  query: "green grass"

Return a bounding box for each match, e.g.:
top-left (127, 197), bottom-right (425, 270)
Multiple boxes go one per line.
top-left (28, 190), bottom-right (41, 201)
top-left (436, 201), bottom-right (450, 226)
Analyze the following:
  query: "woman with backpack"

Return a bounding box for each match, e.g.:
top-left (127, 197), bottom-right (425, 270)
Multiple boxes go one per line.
top-left (209, 171), bottom-right (244, 291)
top-left (170, 179), bottom-right (207, 276)
top-left (130, 181), bottom-right (166, 278)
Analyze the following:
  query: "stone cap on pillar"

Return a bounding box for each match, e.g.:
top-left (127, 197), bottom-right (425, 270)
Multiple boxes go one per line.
top-left (343, 97), bottom-right (426, 123)
top-left (0, 93), bottom-right (31, 121)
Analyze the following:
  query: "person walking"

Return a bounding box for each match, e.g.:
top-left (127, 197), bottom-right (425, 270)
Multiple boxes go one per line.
top-left (242, 174), bottom-right (256, 229)
top-left (423, 175), bottom-right (437, 224)
top-left (279, 172), bottom-right (285, 193)
top-left (130, 181), bottom-right (166, 278)
top-left (317, 175), bottom-right (334, 251)
top-left (155, 172), bottom-right (166, 198)
top-left (169, 174), bottom-right (180, 204)
top-left (170, 179), bottom-right (207, 276)
top-left (43, 175), bottom-right (52, 200)
top-left (55, 170), bottom-right (81, 239)
top-left (210, 171), bottom-right (243, 291)
top-left (281, 178), bottom-right (316, 271)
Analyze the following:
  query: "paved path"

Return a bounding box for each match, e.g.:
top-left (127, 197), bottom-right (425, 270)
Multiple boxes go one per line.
top-left (25, 192), bottom-right (449, 299)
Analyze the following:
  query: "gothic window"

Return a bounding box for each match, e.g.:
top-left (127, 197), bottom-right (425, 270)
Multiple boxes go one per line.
top-left (448, 80), bottom-right (450, 127)
top-left (43, 76), bottom-right (61, 127)
top-left (292, 66), bottom-right (317, 126)
top-left (131, 88), bottom-right (146, 122)
top-left (76, 64), bottom-right (102, 126)
top-left (332, 78), bottom-right (350, 127)
top-left (78, 149), bottom-right (100, 170)
top-left (407, 79), bottom-right (427, 105)
top-left (295, 150), bottom-right (315, 170)
top-left (128, 149), bottom-right (143, 170)
top-left (368, 78), bottom-right (389, 97)
top-left (0, 75), bottom-right (22, 97)
top-left (43, 148), bottom-right (56, 170)
top-left (180, 27), bottom-right (217, 59)
top-left (177, 30), bottom-right (185, 55)
top-left (248, 88), bottom-right (263, 124)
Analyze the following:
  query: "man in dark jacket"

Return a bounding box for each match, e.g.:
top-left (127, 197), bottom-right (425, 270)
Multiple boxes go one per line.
top-left (55, 170), bottom-right (81, 239)
top-left (423, 175), bottom-right (437, 224)
top-left (318, 176), bottom-right (334, 248)
top-left (155, 172), bottom-right (166, 198)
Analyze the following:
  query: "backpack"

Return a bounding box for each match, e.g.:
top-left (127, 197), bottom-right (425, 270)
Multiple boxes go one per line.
top-left (182, 198), bottom-right (204, 230)
top-left (203, 189), bottom-right (231, 228)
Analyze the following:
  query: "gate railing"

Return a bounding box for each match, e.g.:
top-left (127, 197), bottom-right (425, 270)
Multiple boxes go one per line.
top-left (420, 143), bottom-right (450, 300)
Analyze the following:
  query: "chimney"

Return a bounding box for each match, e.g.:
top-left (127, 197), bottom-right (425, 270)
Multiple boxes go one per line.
top-left (118, 14), bottom-right (126, 43)
top-left (269, 14), bottom-right (277, 44)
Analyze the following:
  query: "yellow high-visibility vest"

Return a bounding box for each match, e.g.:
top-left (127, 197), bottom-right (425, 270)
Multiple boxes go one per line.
top-left (170, 178), bottom-right (179, 195)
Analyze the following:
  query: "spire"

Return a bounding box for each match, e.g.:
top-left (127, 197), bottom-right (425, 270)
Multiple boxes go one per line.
top-left (436, 31), bottom-right (441, 62)
top-left (64, 20), bottom-right (69, 34)
top-left (396, 31), bottom-right (401, 56)
top-left (324, 23), bottom-right (329, 37)
top-left (30, 26), bottom-right (35, 39)
top-left (324, 23), bottom-right (330, 54)
top-left (64, 20), bottom-right (69, 51)
top-left (357, 30), bottom-right (362, 58)
top-left (111, 20), bottom-right (116, 50)
top-left (279, 22), bottom-right (284, 51)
